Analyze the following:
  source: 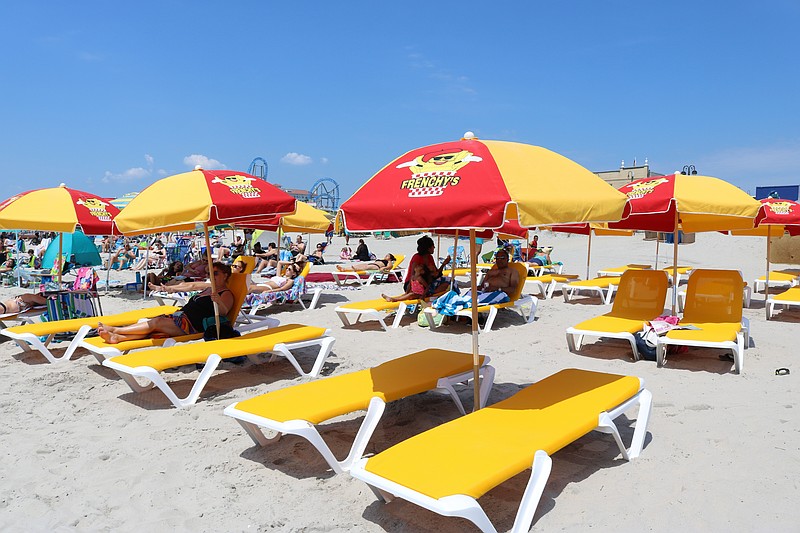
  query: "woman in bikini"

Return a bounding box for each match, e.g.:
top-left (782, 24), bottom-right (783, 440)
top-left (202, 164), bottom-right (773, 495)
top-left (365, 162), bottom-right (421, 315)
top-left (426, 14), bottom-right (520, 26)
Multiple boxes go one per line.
top-left (336, 253), bottom-right (396, 273)
top-left (0, 293), bottom-right (47, 315)
top-left (98, 262), bottom-right (234, 344)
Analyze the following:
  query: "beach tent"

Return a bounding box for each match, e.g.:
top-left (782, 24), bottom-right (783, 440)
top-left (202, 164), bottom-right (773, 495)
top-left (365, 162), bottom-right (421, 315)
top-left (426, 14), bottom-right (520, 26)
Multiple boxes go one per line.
top-left (42, 230), bottom-right (102, 268)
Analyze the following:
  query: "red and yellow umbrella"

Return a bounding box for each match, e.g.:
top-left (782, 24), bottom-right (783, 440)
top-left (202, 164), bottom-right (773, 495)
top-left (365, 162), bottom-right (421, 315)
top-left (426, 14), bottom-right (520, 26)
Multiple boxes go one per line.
top-left (340, 134), bottom-right (629, 409)
top-left (114, 169), bottom-right (296, 235)
top-left (610, 172), bottom-right (765, 312)
top-left (0, 185), bottom-right (121, 286)
top-left (731, 197), bottom-right (800, 318)
top-left (115, 168), bottom-right (297, 335)
top-left (0, 185), bottom-right (119, 235)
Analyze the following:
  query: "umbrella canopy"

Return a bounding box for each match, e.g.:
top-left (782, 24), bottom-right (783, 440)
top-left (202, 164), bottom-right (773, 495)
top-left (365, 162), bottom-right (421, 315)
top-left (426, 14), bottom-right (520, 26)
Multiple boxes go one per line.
top-left (110, 191), bottom-right (140, 210)
top-left (340, 134), bottom-right (629, 409)
top-left (43, 230), bottom-right (102, 268)
top-left (340, 135), bottom-right (629, 232)
top-left (729, 198), bottom-right (800, 319)
top-left (610, 173), bottom-right (764, 232)
top-left (114, 169), bottom-right (297, 235)
top-left (731, 198), bottom-right (800, 237)
top-left (0, 185), bottom-right (120, 235)
top-left (609, 172), bottom-right (765, 313)
top-left (113, 168), bottom-right (296, 337)
top-left (243, 201), bottom-right (332, 233)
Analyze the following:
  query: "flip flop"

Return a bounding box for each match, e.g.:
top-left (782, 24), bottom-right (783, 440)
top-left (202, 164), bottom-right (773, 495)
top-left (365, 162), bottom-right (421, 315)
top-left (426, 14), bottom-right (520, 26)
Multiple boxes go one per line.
top-left (775, 368), bottom-right (790, 376)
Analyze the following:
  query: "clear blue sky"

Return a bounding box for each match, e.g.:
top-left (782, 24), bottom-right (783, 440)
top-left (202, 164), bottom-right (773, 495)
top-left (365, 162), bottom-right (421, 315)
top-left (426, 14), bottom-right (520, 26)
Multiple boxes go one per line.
top-left (2, 1), bottom-right (799, 202)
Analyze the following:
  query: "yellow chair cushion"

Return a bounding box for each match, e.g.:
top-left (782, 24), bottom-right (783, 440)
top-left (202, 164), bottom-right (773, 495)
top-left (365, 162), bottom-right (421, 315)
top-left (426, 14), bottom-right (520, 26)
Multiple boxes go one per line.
top-left (568, 277), bottom-right (621, 289)
top-left (83, 332), bottom-right (201, 352)
top-left (107, 324), bottom-right (327, 372)
top-left (5, 306), bottom-right (180, 337)
top-left (665, 322), bottom-right (741, 343)
top-left (756, 271), bottom-right (799, 282)
top-left (338, 298), bottom-right (422, 312)
top-left (364, 369), bottom-right (641, 500)
top-left (773, 287), bottom-right (800, 303)
top-left (572, 315), bottom-right (645, 334)
top-left (233, 349), bottom-right (483, 425)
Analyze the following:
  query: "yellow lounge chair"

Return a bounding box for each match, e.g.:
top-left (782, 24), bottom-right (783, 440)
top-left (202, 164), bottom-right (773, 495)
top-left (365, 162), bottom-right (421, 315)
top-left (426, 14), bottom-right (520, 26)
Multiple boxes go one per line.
top-left (76, 263), bottom-right (255, 362)
top-left (657, 269), bottom-right (750, 374)
top-left (524, 273), bottom-right (580, 299)
top-left (566, 270), bottom-right (669, 360)
top-left (331, 254), bottom-right (405, 287)
top-left (244, 261), bottom-right (323, 318)
top-left (423, 263), bottom-right (537, 332)
top-left (753, 269), bottom-right (800, 293)
top-left (102, 324), bottom-right (334, 408)
top-left (766, 286), bottom-right (800, 319)
top-left (350, 368), bottom-right (652, 533)
top-left (0, 305), bottom-right (180, 364)
top-left (563, 276), bottom-right (623, 304)
top-left (661, 265), bottom-right (694, 286)
top-left (334, 297), bottom-right (425, 330)
top-left (224, 349), bottom-right (495, 473)
top-left (596, 263), bottom-right (652, 277)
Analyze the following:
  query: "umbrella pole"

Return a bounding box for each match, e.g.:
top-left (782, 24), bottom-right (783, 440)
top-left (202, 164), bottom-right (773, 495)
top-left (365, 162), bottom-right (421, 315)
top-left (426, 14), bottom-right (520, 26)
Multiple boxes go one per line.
top-left (451, 232), bottom-right (458, 289)
top-left (204, 225), bottom-right (221, 338)
top-left (671, 210), bottom-right (679, 315)
top-left (57, 233), bottom-right (63, 287)
top-left (104, 235), bottom-right (112, 292)
top-left (765, 226), bottom-right (772, 320)
top-left (469, 229), bottom-right (481, 411)
top-left (655, 236), bottom-right (660, 270)
top-left (142, 239), bottom-right (152, 299)
top-left (585, 231), bottom-right (592, 280)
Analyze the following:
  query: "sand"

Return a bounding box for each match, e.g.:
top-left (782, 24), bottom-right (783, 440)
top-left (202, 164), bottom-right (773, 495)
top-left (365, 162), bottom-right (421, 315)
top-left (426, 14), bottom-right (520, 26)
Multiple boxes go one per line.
top-left (0, 231), bottom-right (798, 532)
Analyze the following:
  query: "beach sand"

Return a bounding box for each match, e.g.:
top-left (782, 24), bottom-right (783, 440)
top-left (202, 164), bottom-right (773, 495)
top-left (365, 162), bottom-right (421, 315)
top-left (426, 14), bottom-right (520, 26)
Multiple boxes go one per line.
top-left (1, 231), bottom-right (798, 532)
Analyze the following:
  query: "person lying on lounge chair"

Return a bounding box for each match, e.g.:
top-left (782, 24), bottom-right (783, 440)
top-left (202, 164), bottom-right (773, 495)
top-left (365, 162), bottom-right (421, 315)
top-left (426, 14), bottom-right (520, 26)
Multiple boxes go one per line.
top-left (98, 262), bottom-right (234, 344)
top-left (0, 293), bottom-right (46, 315)
top-left (145, 260), bottom-right (184, 288)
top-left (251, 262), bottom-right (302, 293)
top-left (336, 254), bottom-right (396, 273)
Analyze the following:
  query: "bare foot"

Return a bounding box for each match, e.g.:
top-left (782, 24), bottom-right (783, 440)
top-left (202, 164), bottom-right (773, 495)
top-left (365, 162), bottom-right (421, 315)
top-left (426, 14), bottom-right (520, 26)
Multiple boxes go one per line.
top-left (336, 265), bottom-right (345, 272)
top-left (381, 294), bottom-right (394, 302)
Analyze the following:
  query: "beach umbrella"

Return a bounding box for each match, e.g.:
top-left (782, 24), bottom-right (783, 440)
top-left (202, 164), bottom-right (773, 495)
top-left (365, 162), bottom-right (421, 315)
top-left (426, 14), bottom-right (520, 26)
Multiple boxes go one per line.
top-left (243, 201), bottom-right (332, 234)
top-left (110, 191), bottom-right (140, 211)
top-left (0, 184), bottom-right (120, 285)
top-left (730, 198), bottom-right (800, 319)
top-left (609, 172), bottom-right (765, 313)
top-left (339, 133), bottom-right (629, 409)
top-left (114, 168), bottom-right (296, 335)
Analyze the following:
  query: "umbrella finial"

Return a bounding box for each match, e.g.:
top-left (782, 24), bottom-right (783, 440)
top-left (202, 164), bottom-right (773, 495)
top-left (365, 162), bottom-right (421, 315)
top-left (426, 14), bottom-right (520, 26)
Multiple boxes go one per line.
top-left (59, 183), bottom-right (67, 188)
top-left (194, 164), bottom-right (203, 170)
top-left (462, 131), bottom-right (476, 140)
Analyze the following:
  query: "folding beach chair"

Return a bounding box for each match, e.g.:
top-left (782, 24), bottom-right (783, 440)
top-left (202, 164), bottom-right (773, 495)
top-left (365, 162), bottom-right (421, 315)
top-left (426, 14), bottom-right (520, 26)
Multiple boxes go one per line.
top-left (766, 286), bottom-right (800, 319)
top-left (566, 270), bottom-right (669, 360)
top-left (350, 368), bottom-right (652, 533)
top-left (224, 349), bottom-right (495, 473)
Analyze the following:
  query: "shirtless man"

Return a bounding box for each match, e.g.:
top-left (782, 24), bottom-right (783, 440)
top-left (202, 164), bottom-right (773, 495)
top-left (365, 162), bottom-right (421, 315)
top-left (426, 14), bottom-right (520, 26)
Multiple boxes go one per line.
top-left (479, 249), bottom-right (519, 297)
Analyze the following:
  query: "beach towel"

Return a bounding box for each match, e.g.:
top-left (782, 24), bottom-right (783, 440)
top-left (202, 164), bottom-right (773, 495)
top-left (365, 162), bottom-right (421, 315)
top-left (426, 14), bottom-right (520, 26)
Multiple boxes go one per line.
top-left (432, 289), bottom-right (510, 316)
top-left (245, 276), bottom-right (307, 306)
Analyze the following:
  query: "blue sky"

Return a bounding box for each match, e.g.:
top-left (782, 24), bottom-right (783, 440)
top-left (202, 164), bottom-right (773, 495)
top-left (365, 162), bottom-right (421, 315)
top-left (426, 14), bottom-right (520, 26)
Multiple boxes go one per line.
top-left (2, 1), bottom-right (799, 202)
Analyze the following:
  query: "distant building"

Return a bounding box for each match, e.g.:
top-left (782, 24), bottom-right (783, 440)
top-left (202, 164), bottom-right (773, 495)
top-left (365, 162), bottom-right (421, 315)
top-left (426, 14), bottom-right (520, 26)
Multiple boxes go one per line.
top-left (273, 185), bottom-right (311, 203)
top-left (594, 161), bottom-right (664, 188)
top-left (754, 185), bottom-right (799, 201)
